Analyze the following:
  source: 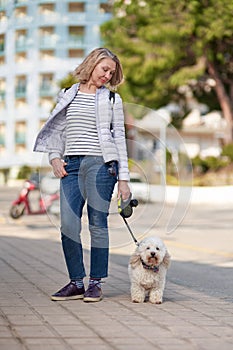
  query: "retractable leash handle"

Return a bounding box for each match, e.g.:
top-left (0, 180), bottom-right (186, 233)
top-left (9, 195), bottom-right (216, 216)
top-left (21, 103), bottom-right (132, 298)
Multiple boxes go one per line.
top-left (118, 194), bottom-right (139, 246)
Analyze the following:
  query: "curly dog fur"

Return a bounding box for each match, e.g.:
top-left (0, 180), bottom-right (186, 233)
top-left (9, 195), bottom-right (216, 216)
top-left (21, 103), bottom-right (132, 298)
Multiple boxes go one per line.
top-left (128, 236), bottom-right (171, 304)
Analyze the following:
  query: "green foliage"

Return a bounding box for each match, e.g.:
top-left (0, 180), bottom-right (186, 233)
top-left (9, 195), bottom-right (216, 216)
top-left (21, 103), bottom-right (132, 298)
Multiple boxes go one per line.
top-left (221, 143), bottom-right (233, 162)
top-left (192, 155), bottom-right (229, 174)
top-left (101, 0), bottom-right (233, 112)
top-left (128, 158), bottom-right (135, 171)
top-left (166, 148), bottom-right (172, 165)
top-left (58, 73), bottom-right (78, 89)
top-left (17, 165), bottom-right (32, 179)
top-left (205, 156), bottom-right (228, 171)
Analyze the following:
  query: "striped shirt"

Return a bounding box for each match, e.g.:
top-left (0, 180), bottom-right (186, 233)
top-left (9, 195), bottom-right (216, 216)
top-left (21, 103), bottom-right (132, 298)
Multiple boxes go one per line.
top-left (65, 91), bottom-right (102, 156)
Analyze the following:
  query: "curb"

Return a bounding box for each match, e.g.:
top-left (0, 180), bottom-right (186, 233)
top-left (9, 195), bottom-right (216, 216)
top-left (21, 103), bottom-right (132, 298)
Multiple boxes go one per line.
top-left (150, 185), bottom-right (233, 205)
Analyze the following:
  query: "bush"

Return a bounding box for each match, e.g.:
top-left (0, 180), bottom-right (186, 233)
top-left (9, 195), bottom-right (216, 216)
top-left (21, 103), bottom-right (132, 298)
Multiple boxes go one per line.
top-left (192, 155), bottom-right (229, 174)
top-left (192, 156), bottom-right (209, 173)
top-left (205, 156), bottom-right (229, 171)
top-left (17, 165), bottom-right (32, 179)
top-left (192, 156), bottom-right (229, 174)
top-left (221, 143), bottom-right (233, 162)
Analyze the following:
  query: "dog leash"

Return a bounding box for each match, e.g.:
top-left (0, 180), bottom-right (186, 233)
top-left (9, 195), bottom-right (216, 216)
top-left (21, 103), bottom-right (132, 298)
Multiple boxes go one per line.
top-left (122, 216), bottom-right (139, 246)
top-left (118, 194), bottom-right (139, 246)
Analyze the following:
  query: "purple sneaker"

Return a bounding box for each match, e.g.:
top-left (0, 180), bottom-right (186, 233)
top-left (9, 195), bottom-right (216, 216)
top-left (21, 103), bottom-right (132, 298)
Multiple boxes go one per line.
top-left (51, 282), bottom-right (85, 301)
top-left (83, 282), bottom-right (102, 302)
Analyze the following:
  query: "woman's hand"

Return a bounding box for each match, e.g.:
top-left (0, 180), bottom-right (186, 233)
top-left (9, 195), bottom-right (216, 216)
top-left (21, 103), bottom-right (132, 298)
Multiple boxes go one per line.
top-left (117, 180), bottom-right (131, 201)
top-left (51, 158), bottom-right (68, 178)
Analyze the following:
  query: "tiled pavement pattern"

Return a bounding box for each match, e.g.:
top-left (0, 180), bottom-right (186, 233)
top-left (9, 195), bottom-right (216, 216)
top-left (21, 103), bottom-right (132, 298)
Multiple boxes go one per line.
top-left (0, 188), bottom-right (233, 350)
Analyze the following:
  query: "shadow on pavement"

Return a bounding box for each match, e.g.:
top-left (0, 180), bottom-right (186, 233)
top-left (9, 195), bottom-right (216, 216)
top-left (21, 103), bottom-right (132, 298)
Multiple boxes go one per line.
top-left (109, 253), bottom-right (233, 302)
top-left (1, 233), bottom-right (232, 303)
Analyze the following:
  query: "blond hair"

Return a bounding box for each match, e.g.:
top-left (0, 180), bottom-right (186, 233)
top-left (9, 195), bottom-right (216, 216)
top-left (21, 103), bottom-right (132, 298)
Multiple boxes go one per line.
top-left (73, 48), bottom-right (124, 89)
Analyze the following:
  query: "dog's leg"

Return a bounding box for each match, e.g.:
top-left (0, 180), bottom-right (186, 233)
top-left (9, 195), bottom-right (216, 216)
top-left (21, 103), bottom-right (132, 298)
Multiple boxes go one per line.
top-left (131, 282), bottom-right (146, 303)
top-left (149, 288), bottom-right (164, 304)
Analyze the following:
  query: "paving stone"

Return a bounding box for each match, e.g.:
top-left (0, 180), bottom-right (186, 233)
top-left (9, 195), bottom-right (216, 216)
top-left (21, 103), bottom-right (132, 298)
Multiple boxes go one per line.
top-left (12, 325), bottom-right (57, 338)
top-left (1, 199), bottom-right (233, 350)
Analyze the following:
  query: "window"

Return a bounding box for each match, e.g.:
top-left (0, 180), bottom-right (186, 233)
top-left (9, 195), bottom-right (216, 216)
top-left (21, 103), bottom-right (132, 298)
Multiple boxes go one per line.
top-left (0, 78), bottom-right (5, 107)
top-left (69, 26), bottom-right (85, 45)
top-left (15, 29), bottom-right (27, 51)
top-left (68, 2), bottom-right (85, 12)
top-left (0, 34), bottom-right (4, 53)
top-left (40, 50), bottom-right (54, 60)
top-left (0, 10), bottom-right (7, 22)
top-left (15, 119), bottom-right (27, 152)
top-left (15, 52), bottom-right (27, 63)
top-left (0, 0), bottom-right (7, 9)
top-left (39, 27), bottom-right (56, 48)
top-left (38, 3), bottom-right (55, 15)
top-left (0, 123), bottom-right (5, 146)
top-left (0, 122), bottom-right (5, 153)
top-left (15, 99), bottom-right (27, 109)
top-left (39, 27), bottom-right (54, 36)
top-left (15, 144), bottom-right (26, 154)
top-left (0, 0), bottom-right (9, 10)
top-left (39, 73), bottom-right (54, 96)
top-left (100, 3), bottom-right (112, 13)
top-left (15, 75), bottom-right (27, 98)
top-left (39, 97), bottom-right (54, 112)
top-left (15, 121), bottom-right (26, 145)
top-left (68, 49), bottom-right (84, 58)
top-left (14, 6), bottom-right (27, 19)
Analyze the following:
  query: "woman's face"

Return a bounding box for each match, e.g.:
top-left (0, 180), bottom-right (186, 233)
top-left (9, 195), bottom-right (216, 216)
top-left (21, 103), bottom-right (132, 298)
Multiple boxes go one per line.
top-left (90, 58), bottom-right (116, 88)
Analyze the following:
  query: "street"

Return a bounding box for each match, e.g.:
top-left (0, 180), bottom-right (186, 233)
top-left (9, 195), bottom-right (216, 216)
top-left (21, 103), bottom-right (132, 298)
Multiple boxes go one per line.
top-left (0, 185), bottom-right (233, 350)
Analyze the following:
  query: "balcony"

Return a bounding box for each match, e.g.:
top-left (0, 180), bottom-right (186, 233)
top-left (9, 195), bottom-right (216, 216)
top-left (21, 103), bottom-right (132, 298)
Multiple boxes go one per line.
top-left (15, 52), bottom-right (27, 63)
top-left (15, 87), bottom-right (26, 99)
top-left (68, 35), bottom-right (85, 48)
top-left (38, 12), bottom-right (58, 25)
top-left (39, 86), bottom-right (55, 97)
top-left (0, 41), bottom-right (4, 54)
top-left (0, 134), bottom-right (5, 145)
top-left (38, 0), bottom-right (56, 3)
top-left (64, 12), bottom-right (86, 23)
top-left (15, 132), bottom-right (26, 145)
top-left (63, 0), bottom-right (88, 2)
top-left (0, 90), bottom-right (5, 101)
top-left (14, 16), bottom-right (31, 27)
top-left (14, 6), bottom-right (29, 26)
top-left (0, 0), bottom-right (7, 11)
top-left (15, 39), bottom-right (27, 52)
top-left (39, 36), bottom-right (57, 49)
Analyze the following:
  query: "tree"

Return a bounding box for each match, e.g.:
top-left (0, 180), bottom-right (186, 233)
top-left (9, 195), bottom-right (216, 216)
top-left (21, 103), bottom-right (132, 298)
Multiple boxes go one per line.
top-left (101, 0), bottom-right (233, 141)
top-left (58, 73), bottom-right (77, 89)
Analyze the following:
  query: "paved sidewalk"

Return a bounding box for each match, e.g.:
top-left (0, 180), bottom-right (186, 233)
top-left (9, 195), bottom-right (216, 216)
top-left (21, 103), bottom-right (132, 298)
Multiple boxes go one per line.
top-left (0, 199), bottom-right (233, 349)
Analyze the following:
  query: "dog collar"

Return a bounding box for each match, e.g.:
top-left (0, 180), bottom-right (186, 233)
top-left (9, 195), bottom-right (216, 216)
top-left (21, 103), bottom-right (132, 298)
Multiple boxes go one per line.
top-left (140, 258), bottom-right (159, 273)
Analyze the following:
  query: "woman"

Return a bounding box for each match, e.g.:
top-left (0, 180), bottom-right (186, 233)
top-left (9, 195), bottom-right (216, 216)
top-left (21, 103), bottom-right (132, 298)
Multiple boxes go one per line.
top-left (34, 48), bottom-right (130, 302)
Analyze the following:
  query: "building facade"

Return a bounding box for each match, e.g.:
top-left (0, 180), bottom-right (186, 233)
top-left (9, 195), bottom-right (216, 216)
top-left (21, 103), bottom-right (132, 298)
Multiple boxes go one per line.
top-left (0, 0), bottom-right (112, 182)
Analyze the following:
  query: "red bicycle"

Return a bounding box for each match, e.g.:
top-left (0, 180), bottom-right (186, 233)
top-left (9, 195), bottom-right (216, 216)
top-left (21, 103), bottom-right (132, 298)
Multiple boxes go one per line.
top-left (9, 175), bottom-right (60, 219)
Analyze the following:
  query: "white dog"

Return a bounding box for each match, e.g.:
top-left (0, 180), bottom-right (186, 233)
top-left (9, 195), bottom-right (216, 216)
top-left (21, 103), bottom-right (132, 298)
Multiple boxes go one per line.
top-left (128, 236), bottom-right (171, 304)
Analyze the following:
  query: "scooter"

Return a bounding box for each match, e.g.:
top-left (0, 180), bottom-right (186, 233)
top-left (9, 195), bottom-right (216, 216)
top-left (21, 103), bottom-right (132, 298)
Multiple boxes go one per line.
top-left (9, 176), bottom-right (60, 219)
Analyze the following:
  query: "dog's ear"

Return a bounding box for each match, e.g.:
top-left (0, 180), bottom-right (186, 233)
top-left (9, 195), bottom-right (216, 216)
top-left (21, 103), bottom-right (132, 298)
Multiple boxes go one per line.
top-left (162, 250), bottom-right (171, 269)
top-left (129, 251), bottom-right (141, 269)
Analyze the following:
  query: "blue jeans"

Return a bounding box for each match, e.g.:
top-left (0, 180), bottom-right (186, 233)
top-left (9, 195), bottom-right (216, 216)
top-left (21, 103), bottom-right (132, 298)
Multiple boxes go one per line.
top-left (60, 155), bottom-right (118, 280)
